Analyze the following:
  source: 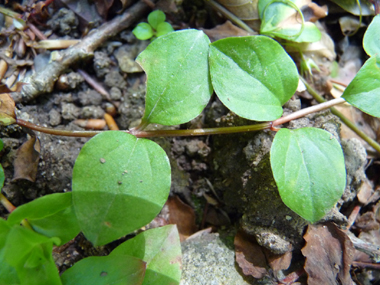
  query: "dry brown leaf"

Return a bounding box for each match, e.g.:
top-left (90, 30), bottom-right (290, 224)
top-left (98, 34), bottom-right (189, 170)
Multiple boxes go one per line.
top-left (94, 0), bottom-right (114, 19)
top-left (13, 136), bottom-right (41, 182)
top-left (166, 195), bottom-right (197, 241)
top-left (0, 93), bottom-right (16, 126)
top-left (263, 248), bottom-right (292, 272)
top-left (355, 212), bottom-right (380, 232)
top-left (357, 179), bottom-right (374, 205)
top-left (302, 223), bottom-right (355, 285)
top-left (0, 93), bottom-right (15, 117)
top-left (216, 0), bottom-right (261, 30)
top-left (234, 231), bottom-right (268, 279)
top-left (277, 269), bottom-right (304, 285)
top-left (202, 21), bottom-right (254, 42)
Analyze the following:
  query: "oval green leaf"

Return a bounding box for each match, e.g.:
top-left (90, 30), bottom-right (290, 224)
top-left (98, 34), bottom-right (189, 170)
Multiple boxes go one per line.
top-left (72, 131), bottom-right (171, 246)
top-left (156, 22), bottom-right (174, 37)
top-left (137, 29), bottom-right (212, 126)
top-left (111, 225), bottom-right (181, 285)
top-left (61, 255), bottom-right (146, 285)
top-left (8, 192), bottom-right (80, 245)
top-left (209, 36), bottom-right (298, 121)
top-left (133, 23), bottom-right (154, 40)
top-left (270, 128), bottom-right (346, 223)
top-left (342, 57), bottom-right (380, 118)
top-left (148, 10), bottom-right (166, 30)
top-left (363, 15), bottom-right (380, 57)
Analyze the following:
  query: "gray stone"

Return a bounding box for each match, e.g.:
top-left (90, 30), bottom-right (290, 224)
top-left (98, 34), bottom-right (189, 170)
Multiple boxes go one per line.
top-left (180, 233), bottom-right (253, 285)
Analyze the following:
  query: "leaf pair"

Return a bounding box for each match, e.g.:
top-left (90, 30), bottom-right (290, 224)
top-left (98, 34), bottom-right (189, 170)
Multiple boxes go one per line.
top-left (138, 29), bottom-right (299, 126)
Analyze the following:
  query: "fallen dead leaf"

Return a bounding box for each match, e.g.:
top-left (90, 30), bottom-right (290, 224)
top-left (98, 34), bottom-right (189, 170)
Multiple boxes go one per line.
top-left (234, 230), bottom-right (268, 279)
top-left (0, 92), bottom-right (16, 126)
top-left (202, 21), bottom-right (254, 42)
top-left (263, 248), bottom-right (292, 272)
top-left (354, 211), bottom-right (380, 232)
top-left (302, 223), bottom-right (355, 285)
top-left (13, 136), bottom-right (41, 182)
top-left (357, 179), bottom-right (374, 205)
top-left (166, 195), bottom-right (197, 241)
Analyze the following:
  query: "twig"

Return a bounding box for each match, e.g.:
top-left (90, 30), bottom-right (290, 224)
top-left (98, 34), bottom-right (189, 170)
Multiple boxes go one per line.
top-left (14, 0), bottom-right (155, 103)
top-left (0, 193), bottom-right (16, 212)
top-left (205, 0), bottom-right (256, 34)
top-left (352, 261), bottom-right (380, 269)
top-left (77, 69), bottom-right (111, 101)
top-left (348, 233), bottom-right (380, 262)
top-left (344, 205), bottom-right (361, 232)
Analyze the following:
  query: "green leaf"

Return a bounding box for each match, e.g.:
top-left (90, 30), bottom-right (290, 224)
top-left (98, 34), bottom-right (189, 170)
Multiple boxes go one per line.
top-left (363, 15), bottom-right (380, 57)
top-left (270, 128), bottom-right (346, 223)
top-left (342, 57), bottom-right (380, 118)
top-left (111, 225), bottom-right (181, 285)
top-left (156, 22), bottom-right (174, 37)
top-left (328, 0), bottom-right (375, 16)
top-left (148, 10), bottom-right (166, 30)
top-left (3, 225), bottom-right (61, 285)
top-left (61, 255), bottom-right (145, 285)
top-left (138, 29), bottom-right (212, 126)
top-left (72, 131), bottom-right (171, 246)
top-left (0, 138), bottom-right (3, 151)
top-left (209, 36), bottom-right (298, 121)
top-left (133, 23), bottom-right (154, 40)
top-left (0, 219), bottom-right (19, 285)
top-left (0, 113), bottom-right (16, 126)
top-left (258, 0), bottom-right (321, 43)
top-left (7, 192), bottom-right (80, 245)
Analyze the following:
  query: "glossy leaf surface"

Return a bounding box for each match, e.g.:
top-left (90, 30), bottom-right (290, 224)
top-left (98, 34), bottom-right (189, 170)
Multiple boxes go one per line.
top-left (61, 255), bottom-right (145, 285)
top-left (8, 192), bottom-right (80, 245)
top-left (363, 15), bottom-right (380, 57)
top-left (138, 29), bottom-right (212, 125)
top-left (111, 225), bottom-right (181, 285)
top-left (72, 131), bottom-right (171, 246)
top-left (209, 36), bottom-right (298, 121)
top-left (270, 128), bottom-right (346, 223)
top-left (342, 57), bottom-right (380, 118)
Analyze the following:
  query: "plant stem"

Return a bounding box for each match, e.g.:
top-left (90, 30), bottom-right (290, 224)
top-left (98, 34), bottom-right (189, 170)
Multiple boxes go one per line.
top-left (272, 98), bottom-right (346, 126)
top-left (16, 119), bottom-right (101, 137)
top-left (132, 122), bottom-right (272, 138)
top-left (17, 118), bottom-right (271, 138)
top-left (300, 77), bottom-right (380, 154)
top-left (0, 193), bottom-right (16, 212)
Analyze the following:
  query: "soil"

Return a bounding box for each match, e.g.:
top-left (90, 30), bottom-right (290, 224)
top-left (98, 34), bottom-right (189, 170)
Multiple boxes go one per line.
top-left (1, 1), bottom-right (380, 284)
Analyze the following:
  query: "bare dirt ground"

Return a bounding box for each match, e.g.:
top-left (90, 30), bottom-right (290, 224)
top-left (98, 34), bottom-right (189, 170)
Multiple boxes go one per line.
top-left (1, 0), bottom-right (380, 284)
